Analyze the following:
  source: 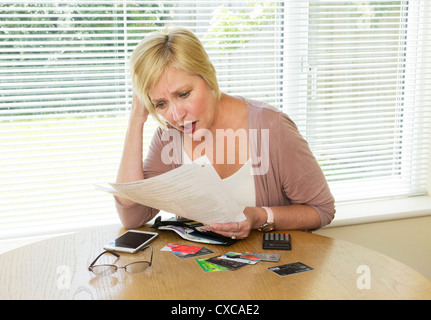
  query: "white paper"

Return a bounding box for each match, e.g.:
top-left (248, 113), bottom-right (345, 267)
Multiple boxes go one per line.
top-left (98, 159), bottom-right (246, 225)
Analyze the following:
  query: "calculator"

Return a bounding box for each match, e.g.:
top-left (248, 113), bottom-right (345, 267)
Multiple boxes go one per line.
top-left (263, 232), bottom-right (291, 250)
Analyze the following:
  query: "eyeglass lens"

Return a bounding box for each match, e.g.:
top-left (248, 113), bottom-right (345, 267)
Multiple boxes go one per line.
top-left (91, 265), bottom-right (117, 276)
top-left (91, 261), bottom-right (150, 275)
top-left (124, 261), bottom-right (151, 274)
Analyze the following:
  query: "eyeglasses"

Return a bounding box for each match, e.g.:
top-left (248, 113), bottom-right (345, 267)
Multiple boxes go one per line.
top-left (88, 245), bottom-right (153, 276)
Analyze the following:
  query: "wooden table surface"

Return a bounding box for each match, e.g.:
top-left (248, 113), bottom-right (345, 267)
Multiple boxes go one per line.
top-left (0, 224), bottom-right (430, 300)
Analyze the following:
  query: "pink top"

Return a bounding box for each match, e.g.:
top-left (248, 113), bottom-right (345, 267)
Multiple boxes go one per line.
top-left (115, 97), bottom-right (335, 229)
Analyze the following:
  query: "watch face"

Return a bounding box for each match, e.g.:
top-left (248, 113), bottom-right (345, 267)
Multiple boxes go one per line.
top-left (261, 223), bottom-right (275, 232)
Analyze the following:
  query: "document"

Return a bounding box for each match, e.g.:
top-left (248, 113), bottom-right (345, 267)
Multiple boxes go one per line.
top-left (97, 159), bottom-right (246, 225)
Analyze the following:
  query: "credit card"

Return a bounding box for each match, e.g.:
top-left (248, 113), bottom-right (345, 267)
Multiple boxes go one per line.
top-left (243, 251), bottom-right (281, 262)
top-left (268, 262), bottom-right (313, 276)
top-left (196, 258), bottom-right (229, 272)
top-left (162, 243), bottom-right (202, 254)
top-left (173, 247), bottom-right (213, 259)
top-left (219, 252), bottom-right (259, 265)
top-left (206, 255), bottom-right (249, 271)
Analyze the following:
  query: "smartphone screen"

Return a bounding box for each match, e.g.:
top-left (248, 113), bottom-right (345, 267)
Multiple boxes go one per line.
top-left (105, 230), bottom-right (158, 253)
top-left (116, 232), bottom-right (154, 247)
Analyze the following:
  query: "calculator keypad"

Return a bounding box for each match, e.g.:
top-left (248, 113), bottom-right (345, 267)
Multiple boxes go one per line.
top-left (263, 233), bottom-right (291, 250)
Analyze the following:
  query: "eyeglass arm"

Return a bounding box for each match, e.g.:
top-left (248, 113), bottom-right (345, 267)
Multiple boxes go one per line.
top-left (141, 245), bottom-right (153, 266)
top-left (88, 250), bottom-right (120, 270)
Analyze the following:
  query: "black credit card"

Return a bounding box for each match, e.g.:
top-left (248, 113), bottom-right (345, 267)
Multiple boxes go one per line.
top-left (268, 262), bottom-right (313, 276)
top-left (206, 256), bottom-right (249, 271)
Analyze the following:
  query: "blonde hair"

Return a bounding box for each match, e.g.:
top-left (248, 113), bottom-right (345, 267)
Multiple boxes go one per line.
top-left (129, 27), bottom-right (220, 126)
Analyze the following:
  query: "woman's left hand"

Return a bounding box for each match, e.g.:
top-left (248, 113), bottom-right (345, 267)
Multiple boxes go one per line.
top-left (207, 219), bottom-right (251, 239)
top-left (207, 207), bottom-right (263, 239)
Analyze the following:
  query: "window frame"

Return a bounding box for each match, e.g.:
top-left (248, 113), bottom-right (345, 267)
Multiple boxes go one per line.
top-left (0, 1), bottom-right (430, 242)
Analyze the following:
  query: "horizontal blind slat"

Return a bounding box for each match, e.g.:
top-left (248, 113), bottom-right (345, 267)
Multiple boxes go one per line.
top-left (1, 0), bottom-right (430, 240)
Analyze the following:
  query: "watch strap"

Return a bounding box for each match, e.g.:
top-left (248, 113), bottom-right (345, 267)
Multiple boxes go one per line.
top-left (258, 207), bottom-right (275, 231)
top-left (262, 206), bottom-right (274, 223)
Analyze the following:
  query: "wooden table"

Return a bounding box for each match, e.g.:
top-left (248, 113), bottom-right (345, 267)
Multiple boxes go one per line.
top-left (0, 224), bottom-right (430, 300)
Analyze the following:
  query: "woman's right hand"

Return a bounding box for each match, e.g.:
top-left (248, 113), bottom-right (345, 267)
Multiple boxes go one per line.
top-left (115, 92), bottom-right (147, 199)
top-left (130, 92), bottom-right (149, 124)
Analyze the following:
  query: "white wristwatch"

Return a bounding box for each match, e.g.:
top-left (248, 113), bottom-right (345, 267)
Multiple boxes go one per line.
top-left (258, 206), bottom-right (275, 232)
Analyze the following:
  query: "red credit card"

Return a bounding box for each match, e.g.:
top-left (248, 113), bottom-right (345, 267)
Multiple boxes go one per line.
top-left (167, 244), bottom-right (202, 254)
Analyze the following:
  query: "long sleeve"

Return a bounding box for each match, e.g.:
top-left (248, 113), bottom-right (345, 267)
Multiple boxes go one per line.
top-left (275, 112), bottom-right (335, 228)
top-left (247, 98), bottom-right (335, 229)
top-left (114, 127), bottom-right (181, 229)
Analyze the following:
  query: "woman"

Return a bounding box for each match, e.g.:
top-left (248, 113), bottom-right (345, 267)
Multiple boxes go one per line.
top-left (115, 27), bottom-right (335, 239)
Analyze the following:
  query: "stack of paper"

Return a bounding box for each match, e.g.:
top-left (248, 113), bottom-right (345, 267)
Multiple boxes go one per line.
top-left (97, 159), bottom-right (246, 225)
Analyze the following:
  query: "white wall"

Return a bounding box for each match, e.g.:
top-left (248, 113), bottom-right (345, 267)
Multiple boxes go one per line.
top-left (315, 215), bottom-right (431, 281)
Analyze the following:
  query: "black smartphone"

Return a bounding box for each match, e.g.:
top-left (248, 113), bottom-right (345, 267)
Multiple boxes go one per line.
top-left (104, 230), bottom-right (158, 253)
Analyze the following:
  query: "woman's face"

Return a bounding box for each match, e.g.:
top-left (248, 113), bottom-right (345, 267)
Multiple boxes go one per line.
top-left (149, 67), bottom-right (218, 138)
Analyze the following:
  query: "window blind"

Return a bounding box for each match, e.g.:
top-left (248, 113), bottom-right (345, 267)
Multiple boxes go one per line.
top-left (296, 0), bottom-right (431, 202)
top-left (1, 0), bottom-right (430, 240)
